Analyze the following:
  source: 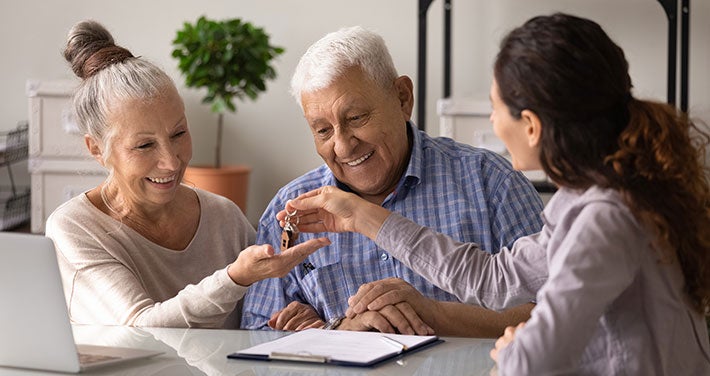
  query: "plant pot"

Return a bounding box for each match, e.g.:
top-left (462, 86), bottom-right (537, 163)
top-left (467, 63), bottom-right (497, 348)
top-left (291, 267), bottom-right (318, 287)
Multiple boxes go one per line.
top-left (183, 165), bottom-right (251, 212)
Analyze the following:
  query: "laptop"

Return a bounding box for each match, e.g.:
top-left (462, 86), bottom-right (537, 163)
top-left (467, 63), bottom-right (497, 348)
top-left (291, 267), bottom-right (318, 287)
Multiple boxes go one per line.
top-left (0, 232), bottom-right (162, 373)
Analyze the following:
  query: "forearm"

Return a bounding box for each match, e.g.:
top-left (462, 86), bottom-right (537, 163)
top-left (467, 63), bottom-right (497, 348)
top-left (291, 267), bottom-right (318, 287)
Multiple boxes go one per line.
top-left (431, 301), bottom-right (534, 338)
top-left (376, 213), bottom-right (546, 309)
top-left (131, 268), bottom-right (247, 328)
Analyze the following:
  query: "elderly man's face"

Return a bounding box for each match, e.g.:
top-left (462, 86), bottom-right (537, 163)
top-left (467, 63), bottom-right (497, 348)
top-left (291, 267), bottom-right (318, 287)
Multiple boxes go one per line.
top-left (301, 67), bottom-right (414, 204)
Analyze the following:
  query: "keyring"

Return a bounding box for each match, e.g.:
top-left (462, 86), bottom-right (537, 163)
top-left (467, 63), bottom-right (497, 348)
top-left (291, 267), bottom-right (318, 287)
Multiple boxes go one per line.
top-left (285, 209), bottom-right (298, 225)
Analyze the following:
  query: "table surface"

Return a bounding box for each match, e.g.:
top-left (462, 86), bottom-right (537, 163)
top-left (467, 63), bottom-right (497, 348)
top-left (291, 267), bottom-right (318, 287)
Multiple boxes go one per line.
top-left (0, 325), bottom-right (497, 376)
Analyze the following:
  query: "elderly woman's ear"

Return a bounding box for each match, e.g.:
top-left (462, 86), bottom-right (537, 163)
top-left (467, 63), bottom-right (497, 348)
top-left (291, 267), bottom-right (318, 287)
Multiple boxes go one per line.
top-left (84, 135), bottom-right (105, 167)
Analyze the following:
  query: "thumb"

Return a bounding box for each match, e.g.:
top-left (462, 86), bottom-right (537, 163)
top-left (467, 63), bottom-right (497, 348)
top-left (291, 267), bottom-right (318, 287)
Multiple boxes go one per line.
top-left (286, 237), bottom-right (330, 257)
top-left (255, 244), bottom-right (275, 258)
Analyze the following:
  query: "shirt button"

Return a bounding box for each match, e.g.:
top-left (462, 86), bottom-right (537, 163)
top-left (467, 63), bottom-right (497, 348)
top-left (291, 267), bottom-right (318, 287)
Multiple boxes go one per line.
top-left (380, 253), bottom-right (389, 261)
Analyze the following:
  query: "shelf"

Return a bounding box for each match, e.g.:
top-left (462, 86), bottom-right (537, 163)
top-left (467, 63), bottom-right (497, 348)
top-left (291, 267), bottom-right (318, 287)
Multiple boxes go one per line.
top-left (1, 122), bottom-right (30, 230)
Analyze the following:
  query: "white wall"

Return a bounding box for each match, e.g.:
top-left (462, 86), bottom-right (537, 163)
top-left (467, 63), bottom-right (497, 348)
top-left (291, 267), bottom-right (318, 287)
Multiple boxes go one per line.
top-left (1, 0), bottom-right (708, 225)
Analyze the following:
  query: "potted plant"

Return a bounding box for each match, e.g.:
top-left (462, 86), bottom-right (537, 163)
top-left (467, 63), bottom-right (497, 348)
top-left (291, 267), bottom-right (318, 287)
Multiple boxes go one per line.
top-left (172, 16), bottom-right (284, 211)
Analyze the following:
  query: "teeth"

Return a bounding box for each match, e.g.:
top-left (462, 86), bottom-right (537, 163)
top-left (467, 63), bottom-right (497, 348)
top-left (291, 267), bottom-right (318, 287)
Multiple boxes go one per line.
top-left (347, 151), bottom-right (373, 166)
top-left (148, 175), bottom-right (176, 184)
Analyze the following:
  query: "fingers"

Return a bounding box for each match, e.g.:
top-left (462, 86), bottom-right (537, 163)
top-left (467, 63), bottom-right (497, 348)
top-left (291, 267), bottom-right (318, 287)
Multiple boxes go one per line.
top-left (279, 211), bottom-right (328, 234)
top-left (288, 186), bottom-right (336, 210)
top-left (490, 323), bottom-right (521, 361)
top-left (348, 312), bottom-right (396, 334)
top-left (342, 303), bottom-right (433, 336)
top-left (347, 278), bottom-right (410, 317)
top-left (231, 238), bottom-right (329, 286)
top-left (347, 281), bottom-right (381, 317)
top-left (375, 305), bottom-right (412, 334)
top-left (268, 307), bottom-right (288, 330)
top-left (274, 305), bottom-right (300, 330)
top-left (368, 303), bottom-right (434, 336)
top-left (295, 319), bottom-right (325, 331)
top-left (278, 187), bottom-right (335, 221)
top-left (393, 302), bottom-right (434, 335)
top-left (276, 237), bottom-right (330, 270)
top-left (490, 347), bottom-right (499, 361)
top-left (268, 302), bottom-right (324, 331)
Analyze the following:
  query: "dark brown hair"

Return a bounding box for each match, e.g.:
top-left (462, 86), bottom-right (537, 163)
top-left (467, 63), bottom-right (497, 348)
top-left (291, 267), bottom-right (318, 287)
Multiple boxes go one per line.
top-left (63, 20), bottom-right (133, 79)
top-left (494, 13), bottom-right (710, 313)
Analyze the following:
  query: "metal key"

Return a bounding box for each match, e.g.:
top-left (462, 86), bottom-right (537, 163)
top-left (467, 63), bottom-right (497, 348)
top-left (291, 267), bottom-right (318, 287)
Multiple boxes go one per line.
top-left (280, 210), bottom-right (300, 250)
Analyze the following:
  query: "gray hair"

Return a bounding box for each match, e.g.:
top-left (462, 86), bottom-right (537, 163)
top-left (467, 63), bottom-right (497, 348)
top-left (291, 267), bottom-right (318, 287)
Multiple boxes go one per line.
top-left (290, 26), bottom-right (398, 107)
top-left (64, 20), bottom-right (177, 166)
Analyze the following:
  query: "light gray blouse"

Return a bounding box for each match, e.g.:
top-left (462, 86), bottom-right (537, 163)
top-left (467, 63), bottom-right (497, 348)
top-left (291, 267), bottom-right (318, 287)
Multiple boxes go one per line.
top-left (376, 186), bottom-right (710, 375)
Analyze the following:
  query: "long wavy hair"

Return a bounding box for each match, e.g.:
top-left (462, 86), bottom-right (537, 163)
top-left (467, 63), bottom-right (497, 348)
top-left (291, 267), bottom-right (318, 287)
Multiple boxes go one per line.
top-left (494, 13), bottom-right (710, 313)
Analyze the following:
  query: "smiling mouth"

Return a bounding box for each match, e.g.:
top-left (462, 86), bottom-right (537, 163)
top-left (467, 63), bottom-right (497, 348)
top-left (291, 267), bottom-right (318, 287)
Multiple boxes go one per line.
top-left (346, 151), bottom-right (374, 167)
top-left (147, 175), bottom-right (176, 184)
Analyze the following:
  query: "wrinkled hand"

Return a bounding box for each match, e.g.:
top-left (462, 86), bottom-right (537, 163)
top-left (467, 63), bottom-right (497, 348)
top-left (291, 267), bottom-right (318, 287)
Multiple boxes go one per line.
top-left (490, 322), bottom-right (525, 361)
top-left (338, 302), bottom-right (434, 335)
top-left (347, 278), bottom-right (434, 322)
top-left (276, 186), bottom-right (390, 239)
top-left (268, 301), bottom-right (325, 331)
top-left (228, 238), bottom-right (330, 286)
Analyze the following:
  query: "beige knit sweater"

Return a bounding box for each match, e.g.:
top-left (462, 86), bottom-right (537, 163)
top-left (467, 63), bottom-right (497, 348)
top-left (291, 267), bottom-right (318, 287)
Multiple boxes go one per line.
top-left (46, 188), bottom-right (255, 329)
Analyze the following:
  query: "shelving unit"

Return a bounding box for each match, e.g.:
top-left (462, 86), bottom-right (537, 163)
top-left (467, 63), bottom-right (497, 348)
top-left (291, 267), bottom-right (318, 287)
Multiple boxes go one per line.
top-left (0, 122), bottom-right (30, 230)
top-left (420, 1), bottom-right (691, 201)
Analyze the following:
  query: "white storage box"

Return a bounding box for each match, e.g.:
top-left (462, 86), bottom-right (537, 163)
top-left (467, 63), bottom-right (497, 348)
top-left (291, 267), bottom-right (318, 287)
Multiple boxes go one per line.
top-left (27, 79), bottom-right (107, 233)
top-left (26, 79), bottom-right (90, 160)
top-left (29, 158), bottom-right (106, 233)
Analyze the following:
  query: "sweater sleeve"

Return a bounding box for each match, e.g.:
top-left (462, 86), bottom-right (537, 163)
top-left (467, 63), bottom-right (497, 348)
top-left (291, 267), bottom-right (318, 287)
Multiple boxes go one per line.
top-left (46, 195), bottom-right (249, 328)
top-left (375, 213), bottom-right (547, 310)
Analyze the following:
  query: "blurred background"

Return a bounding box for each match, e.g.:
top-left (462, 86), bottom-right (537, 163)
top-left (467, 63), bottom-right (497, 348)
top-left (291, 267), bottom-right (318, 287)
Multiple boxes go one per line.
top-left (1, 0), bottom-right (707, 227)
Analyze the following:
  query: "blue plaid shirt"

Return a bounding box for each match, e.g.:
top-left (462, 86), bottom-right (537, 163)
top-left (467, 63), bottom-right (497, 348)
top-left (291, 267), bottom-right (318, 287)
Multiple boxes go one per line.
top-left (241, 122), bottom-right (544, 329)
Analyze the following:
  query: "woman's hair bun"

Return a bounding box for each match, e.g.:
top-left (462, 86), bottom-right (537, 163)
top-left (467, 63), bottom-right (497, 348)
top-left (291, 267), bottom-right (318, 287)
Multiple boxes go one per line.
top-left (64, 20), bottom-right (134, 79)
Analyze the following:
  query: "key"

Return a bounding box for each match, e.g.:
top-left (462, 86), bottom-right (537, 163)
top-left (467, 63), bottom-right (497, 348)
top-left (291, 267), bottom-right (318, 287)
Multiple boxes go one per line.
top-left (280, 210), bottom-right (300, 250)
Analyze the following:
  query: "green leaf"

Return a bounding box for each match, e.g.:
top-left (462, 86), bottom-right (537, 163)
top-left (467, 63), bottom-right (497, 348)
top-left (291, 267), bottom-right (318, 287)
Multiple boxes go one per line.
top-left (172, 15), bottom-right (285, 165)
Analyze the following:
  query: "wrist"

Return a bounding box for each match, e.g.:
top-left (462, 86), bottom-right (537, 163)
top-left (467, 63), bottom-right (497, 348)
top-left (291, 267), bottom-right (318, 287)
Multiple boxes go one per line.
top-left (323, 316), bottom-right (344, 330)
top-left (427, 299), bottom-right (445, 331)
top-left (355, 203), bottom-right (391, 240)
top-left (227, 263), bottom-right (251, 287)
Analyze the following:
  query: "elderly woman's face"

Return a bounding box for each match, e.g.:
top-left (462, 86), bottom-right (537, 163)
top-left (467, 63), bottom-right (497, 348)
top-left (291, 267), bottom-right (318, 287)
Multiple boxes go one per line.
top-left (104, 87), bottom-right (192, 208)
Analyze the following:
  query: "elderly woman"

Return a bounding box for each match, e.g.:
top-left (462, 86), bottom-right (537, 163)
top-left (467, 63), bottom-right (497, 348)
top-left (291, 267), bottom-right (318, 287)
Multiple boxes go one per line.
top-left (45, 20), bottom-right (328, 329)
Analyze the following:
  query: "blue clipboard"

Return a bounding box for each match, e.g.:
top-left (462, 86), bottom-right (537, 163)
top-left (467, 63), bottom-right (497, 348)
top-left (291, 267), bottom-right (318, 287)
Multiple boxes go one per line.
top-left (228, 333), bottom-right (443, 367)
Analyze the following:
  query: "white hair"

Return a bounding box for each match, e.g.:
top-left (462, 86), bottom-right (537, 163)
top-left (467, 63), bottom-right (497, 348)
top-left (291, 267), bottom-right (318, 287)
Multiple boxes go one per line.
top-left (290, 26), bottom-right (398, 108)
top-left (72, 59), bottom-right (176, 166)
top-left (65, 20), bottom-right (177, 167)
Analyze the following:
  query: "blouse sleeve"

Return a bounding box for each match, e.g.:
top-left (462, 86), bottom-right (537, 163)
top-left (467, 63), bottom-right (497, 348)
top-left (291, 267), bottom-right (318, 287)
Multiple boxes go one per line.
top-left (375, 212), bottom-right (548, 310)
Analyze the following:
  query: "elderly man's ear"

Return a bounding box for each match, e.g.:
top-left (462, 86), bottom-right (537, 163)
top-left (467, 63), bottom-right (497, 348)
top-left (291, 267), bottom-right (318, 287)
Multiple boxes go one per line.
top-left (85, 135), bottom-right (106, 167)
top-left (394, 75), bottom-right (414, 120)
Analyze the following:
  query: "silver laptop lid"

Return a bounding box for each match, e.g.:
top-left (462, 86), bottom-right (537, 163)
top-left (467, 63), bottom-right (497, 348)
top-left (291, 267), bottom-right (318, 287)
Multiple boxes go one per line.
top-left (0, 232), bottom-right (81, 373)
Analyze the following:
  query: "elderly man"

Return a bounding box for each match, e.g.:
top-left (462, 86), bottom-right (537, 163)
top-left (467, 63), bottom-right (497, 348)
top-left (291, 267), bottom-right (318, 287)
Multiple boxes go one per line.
top-left (241, 26), bottom-right (544, 336)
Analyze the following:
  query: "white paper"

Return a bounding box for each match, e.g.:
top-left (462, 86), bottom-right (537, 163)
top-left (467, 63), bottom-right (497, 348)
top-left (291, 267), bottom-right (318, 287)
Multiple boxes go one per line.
top-left (235, 329), bottom-right (438, 365)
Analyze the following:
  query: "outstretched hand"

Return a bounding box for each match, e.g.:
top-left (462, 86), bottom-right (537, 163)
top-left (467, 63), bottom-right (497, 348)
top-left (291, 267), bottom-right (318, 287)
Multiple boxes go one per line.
top-left (228, 237), bottom-right (330, 286)
top-left (276, 186), bottom-right (391, 239)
